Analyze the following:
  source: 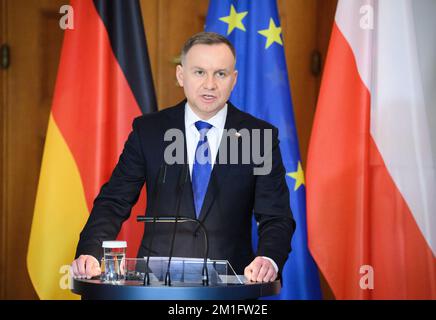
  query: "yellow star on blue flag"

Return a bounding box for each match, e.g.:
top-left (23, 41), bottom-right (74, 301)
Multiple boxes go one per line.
top-left (219, 4), bottom-right (248, 35)
top-left (258, 18), bottom-right (283, 49)
top-left (287, 162), bottom-right (305, 191)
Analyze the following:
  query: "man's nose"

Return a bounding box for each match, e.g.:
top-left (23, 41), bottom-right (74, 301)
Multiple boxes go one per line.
top-left (203, 75), bottom-right (217, 90)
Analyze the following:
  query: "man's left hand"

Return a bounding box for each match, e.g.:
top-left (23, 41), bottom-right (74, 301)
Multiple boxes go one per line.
top-left (244, 256), bottom-right (277, 282)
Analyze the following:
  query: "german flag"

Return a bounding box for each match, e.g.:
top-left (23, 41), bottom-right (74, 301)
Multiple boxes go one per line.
top-left (27, 0), bottom-right (156, 299)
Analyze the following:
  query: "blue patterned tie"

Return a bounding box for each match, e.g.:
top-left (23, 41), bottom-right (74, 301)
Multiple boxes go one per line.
top-left (192, 121), bottom-right (213, 218)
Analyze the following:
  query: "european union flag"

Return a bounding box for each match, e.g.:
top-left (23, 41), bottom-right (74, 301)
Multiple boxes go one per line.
top-left (206, 0), bottom-right (322, 299)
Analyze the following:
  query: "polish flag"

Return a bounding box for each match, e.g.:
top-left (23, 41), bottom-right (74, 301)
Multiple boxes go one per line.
top-left (307, 0), bottom-right (436, 299)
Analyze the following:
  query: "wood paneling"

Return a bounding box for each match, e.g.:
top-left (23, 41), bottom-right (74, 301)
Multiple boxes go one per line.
top-left (0, 0), bottom-right (7, 300)
top-left (1, 0), bottom-right (64, 299)
top-left (278, 0), bottom-right (318, 167)
top-left (155, 0), bottom-right (210, 109)
top-left (139, 0), bottom-right (159, 104)
top-left (317, 0), bottom-right (338, 86)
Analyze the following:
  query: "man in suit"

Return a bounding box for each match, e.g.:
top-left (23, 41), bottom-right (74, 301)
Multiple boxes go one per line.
top-left (72, 32), bottom-right (295, 283)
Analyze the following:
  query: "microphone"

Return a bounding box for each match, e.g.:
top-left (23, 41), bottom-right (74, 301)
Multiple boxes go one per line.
top-left (143, 164), bottom-right (167, 286)
top-left (136, 216), bottom-right (210, 286)
top-left (165, 164), bottom-right (189, 286)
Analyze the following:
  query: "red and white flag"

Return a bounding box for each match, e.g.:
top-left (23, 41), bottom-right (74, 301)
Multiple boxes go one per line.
top-left (307, 0), bottom-right (436, 299)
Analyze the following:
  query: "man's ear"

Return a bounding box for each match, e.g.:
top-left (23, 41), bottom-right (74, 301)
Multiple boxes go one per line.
top-left (176, 65), bottom-right (184, 87)
top-left (232, 70), bottom-right (238, 90)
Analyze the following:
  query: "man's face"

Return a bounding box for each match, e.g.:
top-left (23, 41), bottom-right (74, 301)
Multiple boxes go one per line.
top-left (176, 43), bottom-right (238, 120)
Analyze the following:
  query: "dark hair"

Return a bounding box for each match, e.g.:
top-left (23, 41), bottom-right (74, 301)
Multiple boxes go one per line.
top-left (180, 32), bottom-right (236, 64)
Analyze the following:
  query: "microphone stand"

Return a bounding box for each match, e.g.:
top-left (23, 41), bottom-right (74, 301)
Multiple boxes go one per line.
top-left (143, 164), bottom-right (167, 286)
top-left (136, 216), bottom-right (210, 286)
top-left (165, 164), bottom-right (188, 286)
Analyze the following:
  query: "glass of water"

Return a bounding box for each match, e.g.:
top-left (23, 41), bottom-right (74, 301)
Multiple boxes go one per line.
top-left (101, 241), bottom-right (127, 283)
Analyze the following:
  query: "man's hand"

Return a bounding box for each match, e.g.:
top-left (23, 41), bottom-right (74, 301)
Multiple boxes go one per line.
top-left (244, 256), bottom-right (277, 282)
top-left (71, 255), bottom-right (101, 279)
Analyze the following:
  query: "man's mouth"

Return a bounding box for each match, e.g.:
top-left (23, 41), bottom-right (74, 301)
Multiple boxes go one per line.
top-left (200, 94), bottom-right (217, 102)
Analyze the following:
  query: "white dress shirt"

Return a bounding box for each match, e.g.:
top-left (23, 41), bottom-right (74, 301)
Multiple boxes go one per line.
top-left (184, 102), bottom-right (279, 274)
top-left (185, 102), bottom-right (227, 177)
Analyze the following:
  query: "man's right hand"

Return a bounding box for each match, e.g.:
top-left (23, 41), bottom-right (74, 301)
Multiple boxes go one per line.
top-left (71, 255), bottom-right (101, 279)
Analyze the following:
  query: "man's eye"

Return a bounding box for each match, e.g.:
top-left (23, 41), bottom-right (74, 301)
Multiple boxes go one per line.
top-left (194, 70), bottom-right (205, 76)
top-left (216, 72), bottom-right (227, 78)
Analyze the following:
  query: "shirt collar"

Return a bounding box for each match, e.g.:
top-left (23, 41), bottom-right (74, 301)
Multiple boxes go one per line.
top-left (185, 102), bottom-right (228, 131)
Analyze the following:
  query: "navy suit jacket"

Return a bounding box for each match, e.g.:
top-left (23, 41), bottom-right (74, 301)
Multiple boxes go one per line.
top-left (75, 100), bottom-right (295, 275)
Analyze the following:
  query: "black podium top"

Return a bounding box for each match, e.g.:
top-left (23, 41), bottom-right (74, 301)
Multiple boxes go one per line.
top-left (72, 278), bottom-right (281, 300)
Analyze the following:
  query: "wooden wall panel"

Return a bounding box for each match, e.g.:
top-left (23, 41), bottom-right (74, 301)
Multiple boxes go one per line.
top-left (317, 0), bottom-right (338, 86)
top-left (1, 0), bottom-right (64, 299)
top-left (278, 0), bottom-right (318, 167)
top-left (0, 0), bottom-right (7, 301)
top-left (155, 0), bottom-right (209, 109)
top-left (139, 0), bottom-right (159, 105)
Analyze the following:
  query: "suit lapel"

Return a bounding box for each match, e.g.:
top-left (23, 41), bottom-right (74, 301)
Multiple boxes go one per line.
top-left (164, 101), bottom-right (196, 219)
top-left (198, 103), bottom-right (245, 222)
